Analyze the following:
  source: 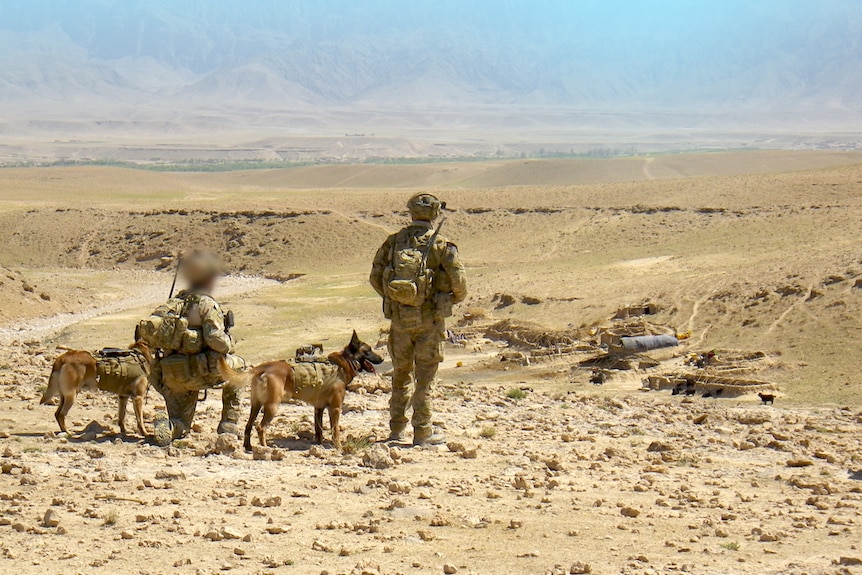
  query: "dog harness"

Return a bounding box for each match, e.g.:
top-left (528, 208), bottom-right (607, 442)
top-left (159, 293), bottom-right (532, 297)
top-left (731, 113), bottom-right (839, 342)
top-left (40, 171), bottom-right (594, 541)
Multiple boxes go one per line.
top-left (292, 360), bottom-right (344, 391)
top-left (94, 349), bottom-right (150, 394)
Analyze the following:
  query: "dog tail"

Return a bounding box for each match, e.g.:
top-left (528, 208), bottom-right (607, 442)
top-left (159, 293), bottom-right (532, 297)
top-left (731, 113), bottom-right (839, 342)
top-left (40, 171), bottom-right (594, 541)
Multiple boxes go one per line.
top-left (217, 356), bottom-right (253, 390)
top-left (40, 363), bottom-right (62, 404)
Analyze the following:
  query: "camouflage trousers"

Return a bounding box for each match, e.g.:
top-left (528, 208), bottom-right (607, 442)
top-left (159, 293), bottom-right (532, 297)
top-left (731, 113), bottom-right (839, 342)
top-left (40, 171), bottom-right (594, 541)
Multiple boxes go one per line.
top-left (388, 314), bottom-right (445, 436)
top-left (150, 352), bottom-right (245, 439)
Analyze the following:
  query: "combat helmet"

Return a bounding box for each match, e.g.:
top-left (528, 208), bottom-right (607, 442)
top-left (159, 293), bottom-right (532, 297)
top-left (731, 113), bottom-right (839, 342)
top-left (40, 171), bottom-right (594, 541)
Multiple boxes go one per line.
top-left (180, 250), bottom-right (221, 287)
top-left (407, 193), bottom-right (445, 221)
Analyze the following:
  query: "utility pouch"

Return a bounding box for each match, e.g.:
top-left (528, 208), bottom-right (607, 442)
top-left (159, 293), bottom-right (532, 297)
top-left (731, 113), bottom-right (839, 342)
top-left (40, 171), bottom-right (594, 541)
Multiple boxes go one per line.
top-left (179, 328), bottom-right (204, 354)
top-left (161, 354), bottom-right (193, 388)
top-left (383, 297), bottom-right (393, 320)
top-left (435, 292), bottom-right (454, 318)
top-left (397, 304), bottom-right (422, 328)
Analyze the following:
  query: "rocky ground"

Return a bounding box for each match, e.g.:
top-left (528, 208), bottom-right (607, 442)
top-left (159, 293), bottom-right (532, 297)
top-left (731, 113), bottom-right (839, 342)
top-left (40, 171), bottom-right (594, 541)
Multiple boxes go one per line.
top-left (2, 155), bottom-right (862, 574)
top-left (1, 338), bottom-right (861, 575)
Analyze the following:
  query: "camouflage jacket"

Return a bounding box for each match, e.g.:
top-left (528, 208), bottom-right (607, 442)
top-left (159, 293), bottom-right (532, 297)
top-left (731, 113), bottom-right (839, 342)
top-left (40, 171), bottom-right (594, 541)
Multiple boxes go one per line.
top-left (369, 220), bottom-right (467, 304)
top-left (177, 290), bottom-right (235, 355)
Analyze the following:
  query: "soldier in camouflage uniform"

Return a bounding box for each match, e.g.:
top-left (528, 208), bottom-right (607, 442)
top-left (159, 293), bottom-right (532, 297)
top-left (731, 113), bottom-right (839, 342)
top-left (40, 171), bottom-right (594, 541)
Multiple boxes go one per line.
top-left (370, 193), bottom-right (467, 446)
top-left (150, 251), bottom-right (244, 446)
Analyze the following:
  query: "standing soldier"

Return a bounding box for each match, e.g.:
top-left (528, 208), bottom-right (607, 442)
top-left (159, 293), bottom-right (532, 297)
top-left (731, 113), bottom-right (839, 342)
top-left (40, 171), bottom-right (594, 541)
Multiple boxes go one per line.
top-left (370, 194), bottom-right (467, 446)
top-left (139, 250), bottom-right (245, 447)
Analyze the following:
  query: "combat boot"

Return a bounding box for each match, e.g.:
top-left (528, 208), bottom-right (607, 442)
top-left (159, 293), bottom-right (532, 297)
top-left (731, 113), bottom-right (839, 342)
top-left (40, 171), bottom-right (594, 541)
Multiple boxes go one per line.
top-left (386, 426), bottom-right (407, 443)
top-left (152, 411), bottom-right (174, 447)
top-left (218, 385), bottom-right (242, 436)
top-left (412, 427), bottom-right (446, 447)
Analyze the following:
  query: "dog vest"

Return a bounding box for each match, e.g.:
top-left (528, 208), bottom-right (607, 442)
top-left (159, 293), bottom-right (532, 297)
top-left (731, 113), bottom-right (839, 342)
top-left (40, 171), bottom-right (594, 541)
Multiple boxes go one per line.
top-left (94, 349), bottom-right (149, 394)
top-left (291, 360), bottom-right (344, 392)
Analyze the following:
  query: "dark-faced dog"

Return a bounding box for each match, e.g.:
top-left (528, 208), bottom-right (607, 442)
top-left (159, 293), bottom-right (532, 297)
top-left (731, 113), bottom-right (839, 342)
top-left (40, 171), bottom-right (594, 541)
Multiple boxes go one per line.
top-left (219, 331), bottom-right (383, 451)
top-left (758, 392), bottom-right (775, 405)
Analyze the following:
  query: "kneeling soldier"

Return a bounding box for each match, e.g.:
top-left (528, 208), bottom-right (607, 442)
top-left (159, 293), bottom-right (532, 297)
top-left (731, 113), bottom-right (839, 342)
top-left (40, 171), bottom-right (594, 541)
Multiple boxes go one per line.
top-left (139, 250), bottom-right (244, 446)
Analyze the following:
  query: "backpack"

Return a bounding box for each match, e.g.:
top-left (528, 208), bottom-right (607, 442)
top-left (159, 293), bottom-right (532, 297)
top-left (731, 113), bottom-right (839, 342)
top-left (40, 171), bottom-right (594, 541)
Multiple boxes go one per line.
top-left (384, 220), bottom-right (445, 307)
top-left (137, 294), bottom-right (203, 353)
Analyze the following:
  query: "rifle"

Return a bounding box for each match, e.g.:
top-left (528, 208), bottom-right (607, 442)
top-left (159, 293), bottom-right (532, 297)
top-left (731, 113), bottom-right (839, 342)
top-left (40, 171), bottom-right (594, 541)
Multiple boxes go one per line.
top-left (420, 217), bottom-right (446, 270)
top-left (168, 252), bottom-right (184, 299)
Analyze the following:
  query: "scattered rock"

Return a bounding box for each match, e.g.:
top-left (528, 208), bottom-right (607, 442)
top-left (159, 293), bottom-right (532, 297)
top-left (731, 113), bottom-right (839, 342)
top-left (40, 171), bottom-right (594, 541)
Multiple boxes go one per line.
top-left (361, 445), bottom-right (394, 469)
top-left (786, 458), bottom-right (814, 468)
top-left (214, 434), bottom-right (239, 455)
top-left (443, 564), bottom-right (457, 574)
top-left (42, 509), bottom-right (60, 528)
top-left (417, 529), bottom-right (435, 541)
top-left (570, 562), bottom-right (592, 574)
top-left (620, 507), bottom-right (641, 518)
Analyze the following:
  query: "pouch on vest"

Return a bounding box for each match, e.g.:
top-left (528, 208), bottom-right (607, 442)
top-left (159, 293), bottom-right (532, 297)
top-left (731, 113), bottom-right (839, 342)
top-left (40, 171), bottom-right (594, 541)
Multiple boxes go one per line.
top-left (138, 296), bottom-right (190, 351)
top-left (396, 303), bottom-right (423, 328)
top-left (161, 354), bottom-right (194, 387)
top-left (435, 292), bottom-right (453, 318)
top-left (179, 328), bottom-right (204, 354)
top-left (384, 232), bottom-right (434, 307)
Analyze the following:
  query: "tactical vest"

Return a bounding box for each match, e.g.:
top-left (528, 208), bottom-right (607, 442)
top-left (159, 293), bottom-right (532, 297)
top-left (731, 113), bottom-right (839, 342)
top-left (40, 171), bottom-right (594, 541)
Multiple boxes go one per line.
top-left (94, 349), bottom-right (149, 394)
top-left (138, 293), bottom-right (204, 354)
top-left (291, 360), bottom-right (343, 393)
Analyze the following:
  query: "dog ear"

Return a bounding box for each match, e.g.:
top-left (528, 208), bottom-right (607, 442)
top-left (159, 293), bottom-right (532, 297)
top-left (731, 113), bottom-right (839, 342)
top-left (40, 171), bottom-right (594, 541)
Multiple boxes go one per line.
top-left (350, 330), bottom-right (360, 349)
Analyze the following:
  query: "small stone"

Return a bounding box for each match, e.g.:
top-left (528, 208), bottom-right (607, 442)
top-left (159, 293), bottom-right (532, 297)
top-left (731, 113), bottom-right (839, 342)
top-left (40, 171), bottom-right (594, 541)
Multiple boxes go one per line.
top-left (786, 459), bottom-right (814, 468)
top-left (570, 562), bottom-right (592, 574)
top-left (205, 529), bottom-right (224, 541)
top-left (417, 529), bottom-right (435, 541)
top-left (233, 547), bottom-right (245, 556)
top-left (443, 564), bottom-right (457, 574)
top-left (388, 481), bottom-right (411, 495)
top-left (447, 442), bottom-right (466, 453)
top-left (621, 507), bottom-right (641, 518)
top-left (308, 444), bottom-right (326, 459)
top-left (460, 448), bottom-right (479, 459)
top-left (120, 530), bottom-right (134, 540)
top-left (361, 445), bottom-right (394, 469)
top-left (42, 509), bottom-right (60, 528)
top-left (214, 434), bottom-right (239, 455)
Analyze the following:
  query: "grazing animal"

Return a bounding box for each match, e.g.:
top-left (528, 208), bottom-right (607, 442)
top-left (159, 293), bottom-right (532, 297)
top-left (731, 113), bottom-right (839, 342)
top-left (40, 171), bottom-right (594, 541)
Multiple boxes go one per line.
top-left (702, 390), bottom-right (713, 398)
top-left (758, 392), bottom-right (775, 405)
top-left (219, 331), bottom-right (383, 451)
top-left (40, 341), bottom-right (152, 436)
top-left (683, 387), bottom-right (698, 397)
top-left (590, 369), bottom-right (608, 385)
top-left (671, 384), bottom-right (684, 396)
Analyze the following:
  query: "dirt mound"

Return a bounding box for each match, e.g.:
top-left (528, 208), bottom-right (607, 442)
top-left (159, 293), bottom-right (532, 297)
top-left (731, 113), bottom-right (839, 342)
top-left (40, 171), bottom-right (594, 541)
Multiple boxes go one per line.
top-left (0, 208), bottom-right (375, 276)
top-left (0, 266), bottom-right (80, 324)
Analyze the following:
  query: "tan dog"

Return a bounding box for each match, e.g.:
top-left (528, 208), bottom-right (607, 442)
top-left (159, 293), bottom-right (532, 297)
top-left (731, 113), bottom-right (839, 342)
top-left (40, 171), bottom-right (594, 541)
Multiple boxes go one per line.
top-left (219, 331), bottom-right (383, 451)
top-left (40, 341), bottom-right (152, 437)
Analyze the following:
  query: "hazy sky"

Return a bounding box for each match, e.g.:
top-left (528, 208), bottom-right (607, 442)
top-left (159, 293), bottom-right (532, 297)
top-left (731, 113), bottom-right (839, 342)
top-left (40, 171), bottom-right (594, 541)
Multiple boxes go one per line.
top-left (2, 1), bottom-right (861, 116)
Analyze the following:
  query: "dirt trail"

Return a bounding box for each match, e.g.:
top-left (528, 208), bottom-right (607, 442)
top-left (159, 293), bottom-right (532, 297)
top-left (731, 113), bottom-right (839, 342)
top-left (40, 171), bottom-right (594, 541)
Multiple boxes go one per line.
top-left (0, 275), bottom-right (279, 346)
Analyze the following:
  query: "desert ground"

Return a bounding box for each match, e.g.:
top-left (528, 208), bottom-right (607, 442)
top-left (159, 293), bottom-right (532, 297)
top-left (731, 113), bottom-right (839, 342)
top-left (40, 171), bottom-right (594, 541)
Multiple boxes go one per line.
top-left (1, 151), bottom-right (861, 575)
